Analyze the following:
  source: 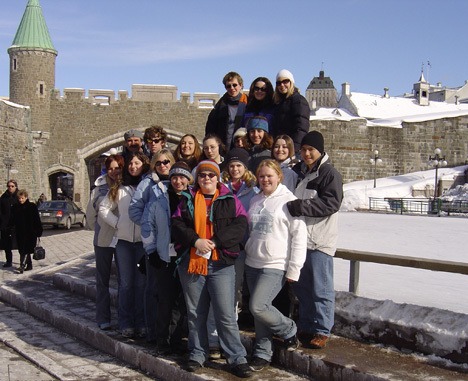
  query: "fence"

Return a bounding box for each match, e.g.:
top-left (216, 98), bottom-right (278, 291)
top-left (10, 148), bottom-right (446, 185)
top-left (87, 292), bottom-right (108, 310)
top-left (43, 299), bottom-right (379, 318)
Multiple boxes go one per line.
top-left (335, 248), bottom-right (468, 294)
top-left (368, 197), bottom-right (468, 216)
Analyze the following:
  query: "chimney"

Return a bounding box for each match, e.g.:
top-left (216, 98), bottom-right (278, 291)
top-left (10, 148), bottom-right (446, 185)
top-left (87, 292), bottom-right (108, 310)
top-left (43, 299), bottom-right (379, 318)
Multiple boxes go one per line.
top-left (383, 87), bottom-right (389, 98)
top-left (342, 82), bottom-right (350, 96)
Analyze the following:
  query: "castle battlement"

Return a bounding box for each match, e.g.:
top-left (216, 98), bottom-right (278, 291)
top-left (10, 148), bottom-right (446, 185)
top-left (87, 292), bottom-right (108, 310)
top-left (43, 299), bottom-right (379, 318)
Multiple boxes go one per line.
top-left (51, 85), bottom-right (221, 107)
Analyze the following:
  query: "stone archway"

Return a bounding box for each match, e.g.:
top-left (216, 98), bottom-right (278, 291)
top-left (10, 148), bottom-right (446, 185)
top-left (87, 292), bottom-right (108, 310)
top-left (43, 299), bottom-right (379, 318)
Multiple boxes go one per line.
top-left (75, 128), bottom-right (189, 208)
top-left (44, 164), bottom-right (76, 202)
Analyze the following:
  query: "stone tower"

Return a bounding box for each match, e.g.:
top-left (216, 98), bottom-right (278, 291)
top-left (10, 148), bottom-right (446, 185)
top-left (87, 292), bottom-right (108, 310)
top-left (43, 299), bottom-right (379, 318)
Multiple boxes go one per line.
top-left (413, 71), bottom-right (430, 106)
top-left (305, 70), bottom-right (338, 111)
top-left (8, 0), bottom-right (57, 132)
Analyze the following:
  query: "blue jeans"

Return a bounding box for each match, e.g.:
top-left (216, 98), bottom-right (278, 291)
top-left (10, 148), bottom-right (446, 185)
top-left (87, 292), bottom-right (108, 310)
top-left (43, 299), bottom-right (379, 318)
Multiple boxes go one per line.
top-left (292, 249), bottom-right (335, 336)
top-left (94, 245), bottom-right (115, 325)
top-left (245, 265), bottom-right (296, 361)
top-left (178, 257), bottom-right (247, 366)
top-left (114, 240), bottom-right (146, 331)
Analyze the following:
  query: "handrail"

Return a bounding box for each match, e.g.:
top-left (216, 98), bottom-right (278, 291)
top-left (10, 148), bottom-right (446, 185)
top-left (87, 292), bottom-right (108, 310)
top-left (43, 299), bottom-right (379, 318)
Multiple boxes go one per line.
top-left (334, 248), bottom-right (468, 293)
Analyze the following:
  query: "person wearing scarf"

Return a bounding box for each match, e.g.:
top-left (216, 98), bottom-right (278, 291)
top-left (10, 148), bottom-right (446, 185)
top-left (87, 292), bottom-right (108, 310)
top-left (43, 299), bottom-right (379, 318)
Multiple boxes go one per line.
top-left (205, 71), bottom-right (248, 150)
top-left (172, 160), bottom-right (252, 378)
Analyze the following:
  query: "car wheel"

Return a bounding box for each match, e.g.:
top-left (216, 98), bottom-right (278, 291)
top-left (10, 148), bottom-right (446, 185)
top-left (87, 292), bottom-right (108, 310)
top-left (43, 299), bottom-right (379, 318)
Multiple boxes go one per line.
top-left (80, 216), bottom-right (87, 228)
top-left (65, 217), bottom-right (72, 230)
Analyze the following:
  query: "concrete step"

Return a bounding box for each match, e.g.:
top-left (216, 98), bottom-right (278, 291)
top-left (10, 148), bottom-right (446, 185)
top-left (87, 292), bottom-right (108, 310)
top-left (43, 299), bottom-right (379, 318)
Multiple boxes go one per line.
top-left (1, 253), bottom-right (467, 381)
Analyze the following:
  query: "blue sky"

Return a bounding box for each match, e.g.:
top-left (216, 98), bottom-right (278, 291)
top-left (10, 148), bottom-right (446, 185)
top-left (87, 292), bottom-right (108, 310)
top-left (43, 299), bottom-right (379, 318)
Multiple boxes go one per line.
top-left (1, 0), bottom-right (467, 99)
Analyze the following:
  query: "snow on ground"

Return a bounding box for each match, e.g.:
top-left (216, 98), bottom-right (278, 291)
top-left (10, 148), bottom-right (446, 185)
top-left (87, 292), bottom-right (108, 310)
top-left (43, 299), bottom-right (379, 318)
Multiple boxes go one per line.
top-left (335, 167), bottom-right (468, 359)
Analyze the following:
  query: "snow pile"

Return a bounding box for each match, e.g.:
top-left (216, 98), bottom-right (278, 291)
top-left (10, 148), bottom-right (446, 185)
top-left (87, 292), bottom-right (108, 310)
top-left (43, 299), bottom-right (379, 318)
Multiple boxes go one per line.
top-left (335, 292), bottom-right (468, 364)
top-left (341, 165), bottom-right (468, 212)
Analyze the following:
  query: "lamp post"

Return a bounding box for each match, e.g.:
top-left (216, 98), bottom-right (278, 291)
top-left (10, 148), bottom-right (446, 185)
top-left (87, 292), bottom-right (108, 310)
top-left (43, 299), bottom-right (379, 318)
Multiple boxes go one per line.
top-left (428, 148), bottom-right (447, 198)
top-left (3, 157), bottom-right (14, 181)
top-left (370, 150), bottom-right (382, 188)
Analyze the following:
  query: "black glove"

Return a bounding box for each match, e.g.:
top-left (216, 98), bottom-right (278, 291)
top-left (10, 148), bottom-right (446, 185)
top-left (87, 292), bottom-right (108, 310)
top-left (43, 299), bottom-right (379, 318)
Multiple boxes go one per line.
top-left (287, 199), bottom-right (302, 217)
top-left (148, 251), bottom-right (164, 269)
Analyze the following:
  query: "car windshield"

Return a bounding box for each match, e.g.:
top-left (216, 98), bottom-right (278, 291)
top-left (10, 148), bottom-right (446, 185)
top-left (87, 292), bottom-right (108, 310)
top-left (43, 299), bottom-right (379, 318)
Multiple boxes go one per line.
top-left (38, 202), bottom-right (67, 210)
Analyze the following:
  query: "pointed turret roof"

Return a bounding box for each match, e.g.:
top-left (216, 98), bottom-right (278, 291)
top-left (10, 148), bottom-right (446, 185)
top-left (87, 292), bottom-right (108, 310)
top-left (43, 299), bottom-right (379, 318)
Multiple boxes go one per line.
top-left (9, 0), bottom-right (57, 54)
top-left (418, 71), bottom-right (427, 83)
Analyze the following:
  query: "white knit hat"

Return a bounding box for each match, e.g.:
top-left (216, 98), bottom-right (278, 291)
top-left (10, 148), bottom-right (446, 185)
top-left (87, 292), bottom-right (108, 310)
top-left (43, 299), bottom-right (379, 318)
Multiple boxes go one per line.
top-left (276, 69), bottom-right (295, 84)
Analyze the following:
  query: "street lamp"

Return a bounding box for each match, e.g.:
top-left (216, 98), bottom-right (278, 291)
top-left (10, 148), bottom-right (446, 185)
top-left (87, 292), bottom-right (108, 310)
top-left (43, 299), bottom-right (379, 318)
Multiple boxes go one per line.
top-left (428, 148), bottom-right (447, 198)
top-left (3, 157), bottom-right (14, 181)
top-left (370, 150), bottom-right (382, 188)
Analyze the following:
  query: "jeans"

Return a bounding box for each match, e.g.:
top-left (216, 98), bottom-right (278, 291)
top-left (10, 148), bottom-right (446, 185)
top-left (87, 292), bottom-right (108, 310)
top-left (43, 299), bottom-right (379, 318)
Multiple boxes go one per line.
top-left (114, 240), bottom-right (146, 331)
top-left (178, 257), bottom-right (247, 366)
top-left (292, 249), bottom-right (335, 336)
top-left (94, 245), bottom-right (114, 326)
top-left (245, 265), bottom-right (296, 361)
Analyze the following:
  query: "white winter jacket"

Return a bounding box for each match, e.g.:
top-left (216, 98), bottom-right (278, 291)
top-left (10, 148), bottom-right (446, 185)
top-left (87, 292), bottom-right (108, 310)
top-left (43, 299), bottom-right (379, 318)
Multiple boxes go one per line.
top-left (98, 185), bottom-right (142, 243)
top-left (245, 183), bottom-right (307, 281)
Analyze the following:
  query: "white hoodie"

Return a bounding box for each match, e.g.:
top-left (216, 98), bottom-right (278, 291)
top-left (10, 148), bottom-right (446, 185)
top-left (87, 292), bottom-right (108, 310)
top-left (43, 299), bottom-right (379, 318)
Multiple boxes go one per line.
top-left (245, 183), bottom-right (307, 281)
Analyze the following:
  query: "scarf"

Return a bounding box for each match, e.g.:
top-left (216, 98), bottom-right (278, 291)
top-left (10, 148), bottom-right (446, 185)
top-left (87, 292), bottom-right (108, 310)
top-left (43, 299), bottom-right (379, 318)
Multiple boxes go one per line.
top-left (188, 189), bottom-right (220, 275)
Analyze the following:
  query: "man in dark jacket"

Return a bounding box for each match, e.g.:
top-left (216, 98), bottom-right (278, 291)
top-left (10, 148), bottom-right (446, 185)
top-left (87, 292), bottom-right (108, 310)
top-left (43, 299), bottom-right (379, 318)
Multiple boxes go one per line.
top-left (205, 72), bottom-right (248, 150)
top-left (287, 131), bottom-right (343, 350)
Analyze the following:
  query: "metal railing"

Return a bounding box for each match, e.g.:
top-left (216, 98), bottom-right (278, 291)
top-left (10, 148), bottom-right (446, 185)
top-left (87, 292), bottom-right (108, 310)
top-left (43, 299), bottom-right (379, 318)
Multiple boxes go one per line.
top-left (369, 197), bottom-right (468, 216)
top-left (335, 248), bottom-right (468, 294)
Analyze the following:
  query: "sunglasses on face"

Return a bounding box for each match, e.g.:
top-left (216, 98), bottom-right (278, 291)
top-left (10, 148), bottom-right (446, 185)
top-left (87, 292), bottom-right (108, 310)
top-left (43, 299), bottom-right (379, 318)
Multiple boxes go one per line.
top-left (225, 83), bottom-right (239, 89)
top-left (155, 159), bottom-right (171, 166)
top-left (276, 79), bottom-right (290, 86)
top-left (146, 138), bottom-right (162, 144)
top-left (198, 172), bottom-right (217, 179)
top-left (254, 86), bottom-right (267, 92)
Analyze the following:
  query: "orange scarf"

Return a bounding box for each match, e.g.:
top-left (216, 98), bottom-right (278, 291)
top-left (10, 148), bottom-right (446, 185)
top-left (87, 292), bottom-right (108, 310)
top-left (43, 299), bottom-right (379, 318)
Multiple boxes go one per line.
top-left (188, 189), bottom-right (220, 275)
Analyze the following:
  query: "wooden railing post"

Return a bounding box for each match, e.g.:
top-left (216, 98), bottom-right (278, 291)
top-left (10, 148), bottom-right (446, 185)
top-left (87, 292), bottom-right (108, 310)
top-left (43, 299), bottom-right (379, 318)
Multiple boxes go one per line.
top-left (349, 260), bottom-right (360, 294)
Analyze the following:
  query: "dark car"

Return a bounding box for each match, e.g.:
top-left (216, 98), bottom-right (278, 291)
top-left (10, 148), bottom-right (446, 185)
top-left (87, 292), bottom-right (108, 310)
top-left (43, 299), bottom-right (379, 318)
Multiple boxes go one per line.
top-left (38, 200), bottom-right (86, 229)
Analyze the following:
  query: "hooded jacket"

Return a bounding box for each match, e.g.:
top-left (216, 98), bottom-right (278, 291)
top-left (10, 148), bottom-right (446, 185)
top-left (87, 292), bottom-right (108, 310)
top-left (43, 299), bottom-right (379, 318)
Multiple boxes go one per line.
top-left (86, 174), bottom-right (116, 247)
top-left (245, 183), bottom-right (307, 281)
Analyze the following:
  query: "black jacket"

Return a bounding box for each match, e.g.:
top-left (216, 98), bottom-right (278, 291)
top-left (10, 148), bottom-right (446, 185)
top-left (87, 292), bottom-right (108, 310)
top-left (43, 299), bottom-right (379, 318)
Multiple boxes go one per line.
top-left (272, 90), bottom-right (311, 153)
top-left (12, 200), bottom-right (43, 255)
top-left (0, 190), bottom-right (18, 230)
top-left (171, 185), bottom-right (248, 265)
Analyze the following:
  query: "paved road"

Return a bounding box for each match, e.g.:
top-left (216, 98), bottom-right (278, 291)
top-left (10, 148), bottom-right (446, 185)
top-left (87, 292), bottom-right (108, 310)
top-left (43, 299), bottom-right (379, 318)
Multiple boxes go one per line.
top-left (0, 227), bottom-right (157, 381)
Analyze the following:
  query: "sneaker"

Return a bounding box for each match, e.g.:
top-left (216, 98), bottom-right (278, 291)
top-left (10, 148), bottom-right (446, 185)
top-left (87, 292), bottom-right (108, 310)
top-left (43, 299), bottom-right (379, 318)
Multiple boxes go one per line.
top-left (249, 357), bottom-right (270, 372)
top-left (209, 348), bottom-right (221, 360)
top-left (308, 333), bottom-right (329, 349)
top-left (283, 334), bottom-right (299, 351)
top-left (186, 360), bottom-right (202, 372)
top-left (231, 363), bottom-right (252, 378)
top-left (98, 322), bottom-right (111, 331)
top-left (2, 262), bottom-right (12, 268)
top-left (120, 328), bottom-right (135, 338)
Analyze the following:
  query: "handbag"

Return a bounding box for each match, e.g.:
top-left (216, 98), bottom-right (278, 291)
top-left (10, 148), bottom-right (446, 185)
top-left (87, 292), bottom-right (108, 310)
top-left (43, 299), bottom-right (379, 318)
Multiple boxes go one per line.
top-left (33, 238), bottom-right (46, 260)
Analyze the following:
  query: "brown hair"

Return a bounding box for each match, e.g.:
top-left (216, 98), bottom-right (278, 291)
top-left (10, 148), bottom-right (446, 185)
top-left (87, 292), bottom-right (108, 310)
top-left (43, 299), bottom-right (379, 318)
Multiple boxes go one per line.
top-left (17, 189), bottom-right (28, 198)
top-left (222, 71), bottom-right (243, 87)
top-left (174, 134), bottom-right (202, 163)
top-left (144, 125), bottom-right (167, 142)
top-left (104, 154), bottom-right (125, 186)
top-left (271, 134), bottom-right (295, 161)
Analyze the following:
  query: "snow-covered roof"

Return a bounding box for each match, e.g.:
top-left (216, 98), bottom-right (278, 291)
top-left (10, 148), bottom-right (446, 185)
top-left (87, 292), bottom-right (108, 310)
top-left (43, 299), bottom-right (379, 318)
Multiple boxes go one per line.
top-left (0, 98), bottom-right (30, 109)
top-left (310, 107), bottom-right (362, 122)
top-left (349, 92), bottom-right (468, 121)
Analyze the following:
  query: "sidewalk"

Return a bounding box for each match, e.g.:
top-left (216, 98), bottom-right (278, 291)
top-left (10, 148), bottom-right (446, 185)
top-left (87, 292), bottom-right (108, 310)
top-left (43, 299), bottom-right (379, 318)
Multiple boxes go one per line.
top-left (0, 227), bottom-right (467, 381)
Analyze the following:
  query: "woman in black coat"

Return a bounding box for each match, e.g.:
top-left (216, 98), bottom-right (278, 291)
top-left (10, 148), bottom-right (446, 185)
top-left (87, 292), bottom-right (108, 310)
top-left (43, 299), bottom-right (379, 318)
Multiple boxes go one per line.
top-left (0, 180), bottom-right (19, 267)
top-left (11, 189), bottom-right (43, 273)
top-left (272, 69), bottom-right (311, 155)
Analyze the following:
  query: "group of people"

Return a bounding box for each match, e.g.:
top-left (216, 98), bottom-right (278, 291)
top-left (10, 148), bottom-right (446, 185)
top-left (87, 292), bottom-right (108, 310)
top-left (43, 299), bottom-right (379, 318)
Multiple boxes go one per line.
top-left (85, 69), bottom-right (343, 378)
top-left (1, 180), bottom-right (43, 273)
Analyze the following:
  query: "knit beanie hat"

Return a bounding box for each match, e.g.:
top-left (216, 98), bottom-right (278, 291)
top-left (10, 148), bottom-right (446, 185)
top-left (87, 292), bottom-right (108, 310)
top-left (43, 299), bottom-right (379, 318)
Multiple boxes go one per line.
top-left (276, 69), bottom-right (295, 84)
top-left (301, 131), bottom-right (324, 154)
top-left (233, 127), bottom-right (247, 139)
top-left (196, 160), bottom-right (221, 180)
top-left (169, 161), bottom-right (193, 183)
top-left (246, 116), bottom-right (269, 132)
top-left (225, 148), bottom-right (250, 168)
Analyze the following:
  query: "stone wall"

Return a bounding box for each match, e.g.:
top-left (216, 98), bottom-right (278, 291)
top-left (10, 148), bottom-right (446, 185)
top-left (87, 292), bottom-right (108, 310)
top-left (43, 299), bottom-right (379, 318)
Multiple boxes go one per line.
top-left (1, 90), bottom-right (468, 209)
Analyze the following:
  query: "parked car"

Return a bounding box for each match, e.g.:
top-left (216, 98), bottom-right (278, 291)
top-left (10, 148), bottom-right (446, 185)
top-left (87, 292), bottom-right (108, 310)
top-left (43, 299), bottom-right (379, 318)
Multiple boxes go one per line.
top-left (38, 200), bottom-right (86, 229)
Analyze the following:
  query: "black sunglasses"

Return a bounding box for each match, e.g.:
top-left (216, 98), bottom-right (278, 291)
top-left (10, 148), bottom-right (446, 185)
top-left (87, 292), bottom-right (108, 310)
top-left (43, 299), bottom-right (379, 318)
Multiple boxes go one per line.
top-left (276, 79), bottom-right (290, 86)
top-left (254, 86), bottom-right (267, 92)
top-left (146, 138), bottom-right (162, 144)
top-left (198, 172), bottom-right (217, 179)
top-left (155, 159), bottom-right (171, 166)
top-left (225, 83), bottom-right (239, 89)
